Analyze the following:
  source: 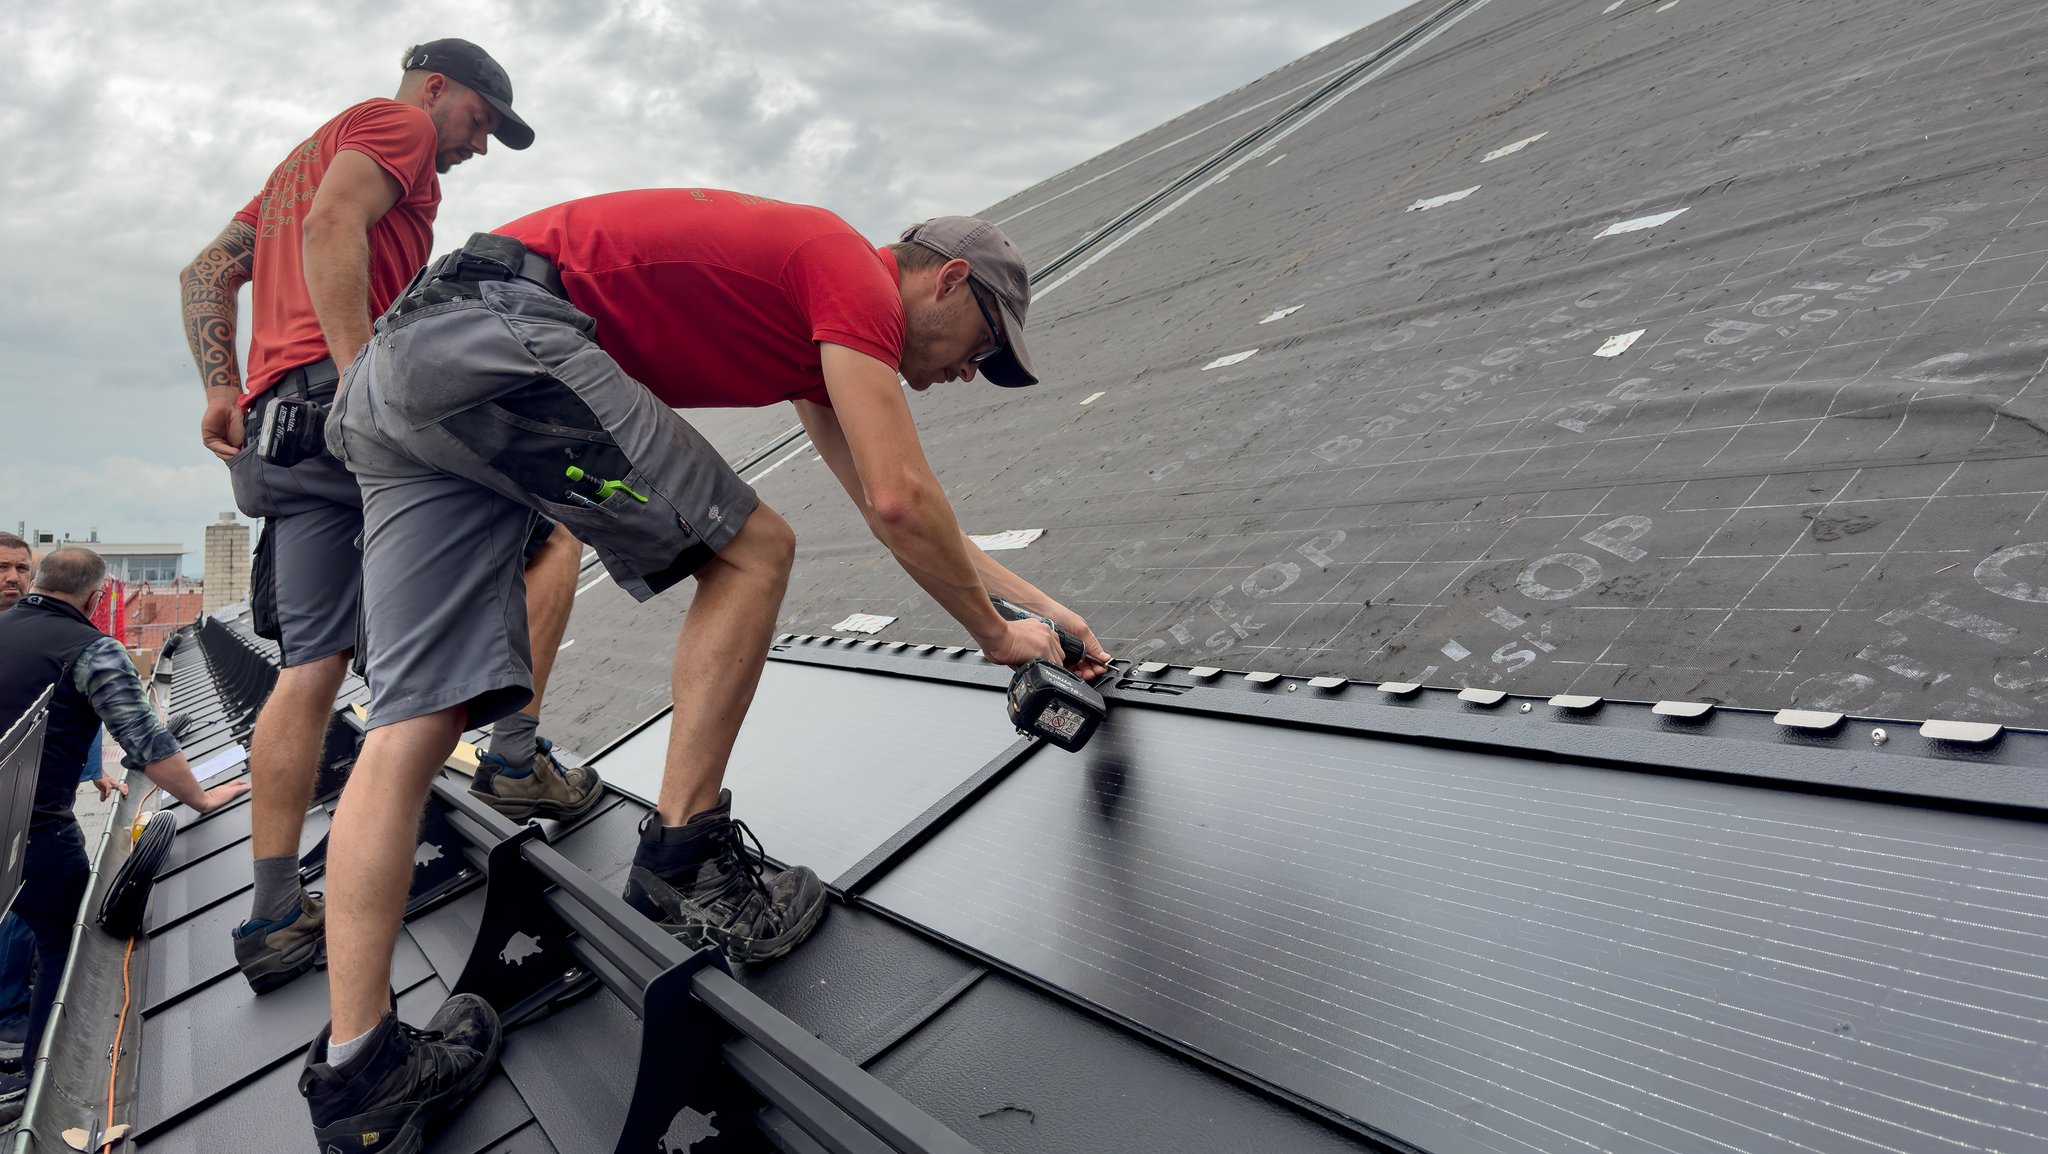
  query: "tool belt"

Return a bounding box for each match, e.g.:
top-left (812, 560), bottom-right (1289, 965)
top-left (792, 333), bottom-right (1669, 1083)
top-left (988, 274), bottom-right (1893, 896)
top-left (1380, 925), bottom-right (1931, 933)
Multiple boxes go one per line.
top-left (271, 357), bottom-right (340, 400)
top-left (388, 232), bottom-right (565, 321)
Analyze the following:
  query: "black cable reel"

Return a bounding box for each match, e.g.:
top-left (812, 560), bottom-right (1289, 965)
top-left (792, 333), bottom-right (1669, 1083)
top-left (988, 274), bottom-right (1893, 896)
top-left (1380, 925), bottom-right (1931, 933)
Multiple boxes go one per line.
top-left (99, 810), bottom-right (178, 938)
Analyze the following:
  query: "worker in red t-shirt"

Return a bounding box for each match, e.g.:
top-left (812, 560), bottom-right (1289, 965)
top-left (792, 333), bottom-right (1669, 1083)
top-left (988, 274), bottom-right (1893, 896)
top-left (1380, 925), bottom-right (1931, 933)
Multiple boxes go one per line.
top-left (174, 40), bottom-right (599, 1005)
top-left (301, 189), bottom-right (1111, 1146)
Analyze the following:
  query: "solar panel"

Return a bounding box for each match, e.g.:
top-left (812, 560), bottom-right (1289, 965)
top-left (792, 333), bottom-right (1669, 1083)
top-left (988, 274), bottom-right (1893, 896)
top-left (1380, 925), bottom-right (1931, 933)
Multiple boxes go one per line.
top-left (0, 693), bottom-right (47, 913)
top-left (869, 706), bottom-right (2048, 1154)
top-left (589, 661), bottom-right (1017, 881)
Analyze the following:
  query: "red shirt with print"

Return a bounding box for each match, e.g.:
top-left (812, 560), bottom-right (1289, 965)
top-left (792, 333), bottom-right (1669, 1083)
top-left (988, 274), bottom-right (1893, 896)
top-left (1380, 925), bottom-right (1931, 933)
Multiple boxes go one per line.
top-left (233, 98), bottom-right (440, 406)
top-left (496, 189), bottom-right (903, 409)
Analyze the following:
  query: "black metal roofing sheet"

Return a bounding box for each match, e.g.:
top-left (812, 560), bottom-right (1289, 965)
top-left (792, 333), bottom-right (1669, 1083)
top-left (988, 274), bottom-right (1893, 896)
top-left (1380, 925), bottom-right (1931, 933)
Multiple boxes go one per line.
top-left (135, 973), bottom-right (446, 1144)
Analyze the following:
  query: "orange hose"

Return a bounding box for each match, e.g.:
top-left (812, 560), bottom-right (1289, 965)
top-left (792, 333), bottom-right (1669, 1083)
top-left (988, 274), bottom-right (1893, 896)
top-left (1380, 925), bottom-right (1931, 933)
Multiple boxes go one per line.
top-left (101, 783), bottom-right (156, 1150)
top-left (103, 934), bottom-right (134, 1142)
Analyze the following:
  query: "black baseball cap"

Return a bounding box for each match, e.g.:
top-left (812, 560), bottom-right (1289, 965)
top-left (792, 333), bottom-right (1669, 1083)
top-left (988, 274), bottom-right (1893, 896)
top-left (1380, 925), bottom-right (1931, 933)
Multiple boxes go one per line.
top-left (402, 39), bottom-right (534, 150)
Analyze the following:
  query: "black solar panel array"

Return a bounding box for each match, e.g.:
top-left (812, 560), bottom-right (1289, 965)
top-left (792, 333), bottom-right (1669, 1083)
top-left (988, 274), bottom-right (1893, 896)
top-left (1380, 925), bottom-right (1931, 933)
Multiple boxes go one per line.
top-left (868, 705), bottom-right (2048, 1153)
top-left (587, 661), bottom-right (1018, 882)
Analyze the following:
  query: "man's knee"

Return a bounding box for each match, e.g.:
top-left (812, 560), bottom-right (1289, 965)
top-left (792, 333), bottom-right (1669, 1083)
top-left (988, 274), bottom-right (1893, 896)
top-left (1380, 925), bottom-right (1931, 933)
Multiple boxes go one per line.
top-left (356, 708), bottom-right (467, 778)
top-left (732, 506), bottom-right (796, 576)
top-left (268, 650), bottom-right (351, 706)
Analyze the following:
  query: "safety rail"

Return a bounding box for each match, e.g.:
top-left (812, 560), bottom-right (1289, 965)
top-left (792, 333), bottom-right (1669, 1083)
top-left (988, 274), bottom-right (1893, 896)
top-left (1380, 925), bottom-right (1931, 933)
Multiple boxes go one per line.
top-left (192, 616), bottom-right (279, 741)
top-left (433, 777), bottom-right (984, 1154)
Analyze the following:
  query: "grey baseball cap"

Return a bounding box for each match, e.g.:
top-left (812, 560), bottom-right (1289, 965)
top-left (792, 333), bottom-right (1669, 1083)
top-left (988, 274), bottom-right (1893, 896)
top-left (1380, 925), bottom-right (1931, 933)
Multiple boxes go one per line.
top-left (899, 216), bottom-right (1038, 387)
top-left (403, 39), bottom-right (534, 150)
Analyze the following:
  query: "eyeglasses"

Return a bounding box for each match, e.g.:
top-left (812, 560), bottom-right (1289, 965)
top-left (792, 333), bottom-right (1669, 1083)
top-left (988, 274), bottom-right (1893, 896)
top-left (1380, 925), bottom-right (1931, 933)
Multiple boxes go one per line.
top-left (968, 279), bottom-right (1006, 365)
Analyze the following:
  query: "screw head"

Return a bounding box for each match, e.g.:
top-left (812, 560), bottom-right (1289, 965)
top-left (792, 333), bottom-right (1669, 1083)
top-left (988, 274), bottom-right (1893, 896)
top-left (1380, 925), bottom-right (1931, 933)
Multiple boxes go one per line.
top-left (1519, 702), bottom-right (1533, 713)
top-left (1871, 727), bottom-right (1888, 745)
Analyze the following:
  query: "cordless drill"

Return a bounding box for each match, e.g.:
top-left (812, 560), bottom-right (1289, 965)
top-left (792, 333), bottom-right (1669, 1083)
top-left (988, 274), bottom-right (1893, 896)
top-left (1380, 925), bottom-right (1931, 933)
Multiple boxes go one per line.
top-left (990, 596), bottom-right (1106, 752)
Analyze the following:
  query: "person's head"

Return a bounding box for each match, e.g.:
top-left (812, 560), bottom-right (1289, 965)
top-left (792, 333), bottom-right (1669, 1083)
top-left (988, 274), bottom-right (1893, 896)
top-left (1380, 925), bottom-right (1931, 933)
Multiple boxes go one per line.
top-left (0, 532), bottom-right (32, 610)
top-left (30, 547), bottom-right (107, 614)
top-left (888, 217), bottom-right (1038, 392)
top-left (395, 39), bottom-right (534, 173)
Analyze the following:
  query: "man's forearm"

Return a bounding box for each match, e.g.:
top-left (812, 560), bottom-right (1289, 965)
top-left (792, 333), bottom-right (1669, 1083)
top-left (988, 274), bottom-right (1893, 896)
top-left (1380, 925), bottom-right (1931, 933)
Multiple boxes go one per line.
top-left (964, 540), bottom-right (1054, 609)
top-left (142, 752), bottom-right (212, 810)
top-left (872, 486), bottom-right (1008, 642)
top-left (180, 220), bottom-right (256, 394)
top-left (302, 218), bottom-right (375, 371)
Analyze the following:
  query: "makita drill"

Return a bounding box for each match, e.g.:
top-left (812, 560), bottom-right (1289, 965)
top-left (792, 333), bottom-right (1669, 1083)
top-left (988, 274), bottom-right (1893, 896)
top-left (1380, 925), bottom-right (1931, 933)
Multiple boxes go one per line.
top-left (990, 596), bottom-right (1106, 752)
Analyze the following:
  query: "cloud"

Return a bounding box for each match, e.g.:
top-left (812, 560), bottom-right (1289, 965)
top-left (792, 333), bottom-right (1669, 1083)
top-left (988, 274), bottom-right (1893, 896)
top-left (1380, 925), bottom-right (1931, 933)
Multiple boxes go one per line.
top-left (0, 0), bottom-right (1399, 573)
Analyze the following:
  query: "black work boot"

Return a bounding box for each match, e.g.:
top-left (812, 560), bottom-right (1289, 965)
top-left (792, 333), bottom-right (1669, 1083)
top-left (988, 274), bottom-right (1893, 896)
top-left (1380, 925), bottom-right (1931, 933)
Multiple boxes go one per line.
top-left (622, 789), bottom-right (827, 963)
top-left (299, 995), bottom-right (501, 1154)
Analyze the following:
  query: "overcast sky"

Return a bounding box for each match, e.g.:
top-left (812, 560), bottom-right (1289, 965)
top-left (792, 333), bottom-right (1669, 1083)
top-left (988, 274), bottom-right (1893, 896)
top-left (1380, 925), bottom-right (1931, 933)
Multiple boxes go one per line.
top-left (0, 0), bottom-right (1402, 573)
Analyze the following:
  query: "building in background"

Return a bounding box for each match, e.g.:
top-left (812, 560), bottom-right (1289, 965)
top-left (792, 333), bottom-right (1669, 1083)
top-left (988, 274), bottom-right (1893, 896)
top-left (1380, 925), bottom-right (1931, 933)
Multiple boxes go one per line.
top-left (201, 512), bottom-right (251, 615)
top-left (128, 584), bottom-right (208, 660)
top-left (15, 527), bottom-right (186, 584)
top-left (12, 523), bottom-right (221, 671)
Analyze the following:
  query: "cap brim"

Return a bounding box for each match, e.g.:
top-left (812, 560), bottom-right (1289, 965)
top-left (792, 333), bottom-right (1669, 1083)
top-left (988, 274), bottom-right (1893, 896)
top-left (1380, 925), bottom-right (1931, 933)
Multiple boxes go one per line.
top-left (983, 296), bottom-right (1038, 387)
top-left (480, 93), bottom-right (534, 150)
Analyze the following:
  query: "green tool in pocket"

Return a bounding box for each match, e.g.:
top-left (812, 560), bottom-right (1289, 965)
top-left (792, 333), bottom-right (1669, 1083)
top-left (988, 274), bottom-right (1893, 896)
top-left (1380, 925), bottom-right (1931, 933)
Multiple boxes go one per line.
top-left (565, 465), bottom-right (648, 503)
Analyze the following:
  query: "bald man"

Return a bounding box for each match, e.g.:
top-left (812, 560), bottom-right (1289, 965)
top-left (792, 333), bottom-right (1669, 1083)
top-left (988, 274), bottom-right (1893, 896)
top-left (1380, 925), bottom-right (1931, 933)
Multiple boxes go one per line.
top-left (177, 39), bottom-right (598, 995)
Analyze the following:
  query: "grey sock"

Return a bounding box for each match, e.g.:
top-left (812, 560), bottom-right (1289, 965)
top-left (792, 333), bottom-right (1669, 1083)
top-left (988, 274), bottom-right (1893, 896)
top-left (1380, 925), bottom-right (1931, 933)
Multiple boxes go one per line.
top-left (251, 855), bottom-right (301, 923)
top-left (326, 1022), bottom-right (379, 1070)
top-left (490, 712), bottom-right (541, 776)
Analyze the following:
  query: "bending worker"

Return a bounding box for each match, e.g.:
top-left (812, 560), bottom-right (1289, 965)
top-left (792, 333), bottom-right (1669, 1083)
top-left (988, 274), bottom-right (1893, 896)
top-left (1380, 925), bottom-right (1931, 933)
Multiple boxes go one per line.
top-left (176, 39), bottom-right (599, 996)
top-left (0, 548), bottom-right (248, 1120)
top-left (299, 189), bottom-right (1111, 1149)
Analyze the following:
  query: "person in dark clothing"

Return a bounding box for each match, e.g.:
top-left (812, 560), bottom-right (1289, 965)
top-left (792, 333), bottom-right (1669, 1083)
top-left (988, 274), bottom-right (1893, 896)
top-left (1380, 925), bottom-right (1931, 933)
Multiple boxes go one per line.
top-left (0, 532), bottom-right (35, 1067)
top-left (0, 548), bottom-right (246, 1121)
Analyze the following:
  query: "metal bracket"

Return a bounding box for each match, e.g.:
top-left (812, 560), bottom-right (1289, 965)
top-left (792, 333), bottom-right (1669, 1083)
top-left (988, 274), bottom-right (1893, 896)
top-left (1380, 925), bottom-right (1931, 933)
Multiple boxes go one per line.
top-left (447, 816), bottom-right (755, 1152)
top-left (617, 948), bottom-right (756, 1154)
top-left (405, 793), bottom-right (478, 915)
top-left (449, 823), bottom-right (588, 1026)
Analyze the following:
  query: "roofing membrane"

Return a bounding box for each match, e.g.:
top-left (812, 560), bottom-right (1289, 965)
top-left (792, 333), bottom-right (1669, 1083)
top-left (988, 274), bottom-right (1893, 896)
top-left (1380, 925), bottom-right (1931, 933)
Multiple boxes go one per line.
top-left (541, 0), bottom-right (2048, 759)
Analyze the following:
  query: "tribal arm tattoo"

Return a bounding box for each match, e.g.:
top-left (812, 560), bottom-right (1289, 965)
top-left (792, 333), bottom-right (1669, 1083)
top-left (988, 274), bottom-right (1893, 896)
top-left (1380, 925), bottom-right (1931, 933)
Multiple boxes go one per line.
top-left (179, 219), bottom-right (256, 394)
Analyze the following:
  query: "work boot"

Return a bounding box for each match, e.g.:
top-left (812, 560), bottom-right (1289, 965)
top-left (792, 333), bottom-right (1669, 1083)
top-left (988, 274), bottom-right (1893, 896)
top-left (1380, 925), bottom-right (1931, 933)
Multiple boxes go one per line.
top-left (232, 888), bottom-right (325, 993)
top-left (622, 790), bottom-right (827, 963)
top-left (0, 1066), bottom-right (25, 1127)
top-left (300, 995), bottom-right (501, 1154)
top-left (472, 738), bottom-right (603, 822)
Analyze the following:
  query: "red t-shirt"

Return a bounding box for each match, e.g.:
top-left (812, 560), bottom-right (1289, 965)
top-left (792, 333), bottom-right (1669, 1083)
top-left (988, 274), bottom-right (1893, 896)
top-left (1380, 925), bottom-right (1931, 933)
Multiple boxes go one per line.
top-left (233, 98), bottom-right (440, 406)
top-left (496, 189), bottom-right (904, 409)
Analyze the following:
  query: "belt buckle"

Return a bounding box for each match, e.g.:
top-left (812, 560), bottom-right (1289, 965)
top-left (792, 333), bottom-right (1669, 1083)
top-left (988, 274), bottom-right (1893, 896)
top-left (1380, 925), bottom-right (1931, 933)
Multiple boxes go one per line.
top-left (458, 251), bottom-right (514, 283)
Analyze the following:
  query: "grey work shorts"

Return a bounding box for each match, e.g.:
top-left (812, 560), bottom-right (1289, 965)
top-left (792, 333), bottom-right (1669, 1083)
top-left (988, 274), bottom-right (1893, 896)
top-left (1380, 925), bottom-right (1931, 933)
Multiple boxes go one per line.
top-left (329, 278), bottom-right (758, 730)
top-left (228, 379), bottom-right (561, 671)
top-left (228, 383), bottom-right (363, 668)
